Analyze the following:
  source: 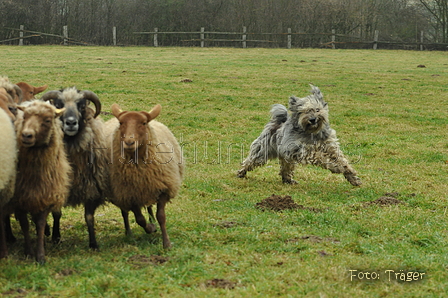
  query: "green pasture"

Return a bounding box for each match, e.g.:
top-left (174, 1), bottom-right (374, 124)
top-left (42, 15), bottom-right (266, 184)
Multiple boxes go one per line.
top-left (0, 46), bottom-right (447, 297)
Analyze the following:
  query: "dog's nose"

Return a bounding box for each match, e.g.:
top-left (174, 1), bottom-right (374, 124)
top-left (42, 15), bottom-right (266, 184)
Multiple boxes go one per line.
top-left (309, 117), bottom-right (317, 124)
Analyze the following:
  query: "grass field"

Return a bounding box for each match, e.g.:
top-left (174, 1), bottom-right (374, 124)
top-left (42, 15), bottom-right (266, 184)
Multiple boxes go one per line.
top-left (1, 46), bottom-right (447, 297)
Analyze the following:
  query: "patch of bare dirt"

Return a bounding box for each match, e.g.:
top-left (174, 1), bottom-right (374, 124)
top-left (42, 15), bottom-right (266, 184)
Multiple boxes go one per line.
top-left (417, 64), bottom-right (426, 68)
top-left (255, 194), bottom-right (324, 212)
top-left (205, 279), bottom-right (237, 289)
top-left (2, 289), bottom-right (27, 297)
top-left (180, 78), bottom-right (193, 83)
top-left (362, 192), bottom-right (411, 207)
top-left (55, 268), bottom-right (76, 279)
top-left (213, 221), bottom-right (238, 228)
top-left (127, 254), bottom-right (168, 268)
top-left (286, 235), bottom-right (340, 244)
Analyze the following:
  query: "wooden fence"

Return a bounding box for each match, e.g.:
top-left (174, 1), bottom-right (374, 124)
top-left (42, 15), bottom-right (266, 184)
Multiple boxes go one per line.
top-left (2, 25), bottom-right (447, 50)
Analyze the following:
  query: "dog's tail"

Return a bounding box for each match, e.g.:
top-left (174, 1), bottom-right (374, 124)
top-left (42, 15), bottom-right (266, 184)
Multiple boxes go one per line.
top-left (270, 104), bottom-right (288, 125)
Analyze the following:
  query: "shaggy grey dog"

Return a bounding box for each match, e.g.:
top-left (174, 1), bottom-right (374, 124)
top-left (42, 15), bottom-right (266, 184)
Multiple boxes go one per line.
top-left (237, 85), bottom-right (361, 186)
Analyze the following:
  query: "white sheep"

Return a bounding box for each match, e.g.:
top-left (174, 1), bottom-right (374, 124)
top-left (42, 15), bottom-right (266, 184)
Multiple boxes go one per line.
top-left (104, 103), bottom-right (184, 249)
top-left (0, 107), bottom-right (17, 259)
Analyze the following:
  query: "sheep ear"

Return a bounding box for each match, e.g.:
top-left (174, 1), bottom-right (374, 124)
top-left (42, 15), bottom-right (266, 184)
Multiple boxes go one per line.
top-left (55, 108), bottom-right (66, 117)
top-left (111, 104), bottom-right (123, 118)
top-left (35, 84), bottom-right (48, 94)
top-left (143, 104), bottom-right (161, 121)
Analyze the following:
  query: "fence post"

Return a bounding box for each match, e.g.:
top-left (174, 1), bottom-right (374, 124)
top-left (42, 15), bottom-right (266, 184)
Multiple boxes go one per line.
top-left (420, 31), bottom-right (424, 51)
top-left (63, 25), bottom-right (68, 45)
top-left (113, 26), bottom-right (117, 46)
top-left (201, 27), bottom-right (205, 48)
top-left (331, 29), bottom-right (336, 49)
top-left (287, 28), bottom-right (291, 49)
top-left (373, 30), bottom-right (379, 50)
top-left (19, 25), bottom-right (24, 46)
top-left (154, 28), bottom-right (158, 47)
top-left (242, 26), bottom-right (247, 48)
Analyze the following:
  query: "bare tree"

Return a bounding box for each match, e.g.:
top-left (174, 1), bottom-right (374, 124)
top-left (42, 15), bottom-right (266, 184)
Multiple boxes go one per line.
top-left (419, 0), bottom-right (448, 42)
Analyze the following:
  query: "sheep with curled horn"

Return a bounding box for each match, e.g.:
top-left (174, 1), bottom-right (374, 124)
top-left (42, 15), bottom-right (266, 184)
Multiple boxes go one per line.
top-left (103, 103), bottom-right (184, 249)
top-left (41, 87), bottom-right (110, 250)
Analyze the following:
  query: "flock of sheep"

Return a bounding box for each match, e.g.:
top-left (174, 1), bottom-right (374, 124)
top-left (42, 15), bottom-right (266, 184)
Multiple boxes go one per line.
top-left (0, 77), bottom-right (184, 264)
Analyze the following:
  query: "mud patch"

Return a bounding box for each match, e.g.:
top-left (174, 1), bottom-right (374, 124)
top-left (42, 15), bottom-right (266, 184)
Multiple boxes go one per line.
top-left (287, 235), bottom-right (340, 244)
top-left (55, 268), bottom-right (76, 279)
top-left (213, 221), bottom-right (238, 228)
top-left (256, 194), bottom-right (324, 212)
top-left (363, 196), bottom-right (404, 207)
top-left (2, 289), bottom-right (27, 297)
top-left (127, 254), bottom-right (168, 268)
top-left (205, 279), bottom-right (237, 289)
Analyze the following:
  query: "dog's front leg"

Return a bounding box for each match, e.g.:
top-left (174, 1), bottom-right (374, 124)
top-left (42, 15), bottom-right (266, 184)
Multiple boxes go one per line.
top-left (279, 157), bottom-right (297, 184)
top-left (318, 144), bottom-right (362, 186)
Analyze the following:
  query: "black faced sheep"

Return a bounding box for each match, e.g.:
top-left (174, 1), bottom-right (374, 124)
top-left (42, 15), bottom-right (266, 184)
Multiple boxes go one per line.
top-left (104, 104), bottom-right (184, 249)
top-left (0, 108), bottom-right (17, 259)
top-left (41, 87), bottom-right (109, 250)
top-left (11, 101), bottom-right (71, 264)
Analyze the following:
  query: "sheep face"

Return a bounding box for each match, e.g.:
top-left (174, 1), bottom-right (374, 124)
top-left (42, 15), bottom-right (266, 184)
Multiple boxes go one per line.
top-left (16, 82), bottom-right (48, 102)
top-left (111, 104), bottom-right (161, 152)
top-left (54, 95), bottom-right (87, 137)
top-left (18, 103), bottom-right (65, 147)
top-left (41, 88), bottom-right (101, 137)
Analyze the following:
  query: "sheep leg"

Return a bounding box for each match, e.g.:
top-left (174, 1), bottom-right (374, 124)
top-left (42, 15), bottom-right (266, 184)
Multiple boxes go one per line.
top-left (32, 210), bottom-right (50, 265)
top-left (156, 194), bottom-right (171, 249)
top-left (121, 209), bottom-right (132, 236)
top-left (51, 211), bottom-right (62, 244)
top-left (147, 206), bottom-right (157, 231)
top-left (84, 200), bottom-right (101, 250)
top-left (16, 210), bottom-right (33, 258)
top-left (131, 206), bottom-right (156, 234)
top-left (4, 215), bottom-right (16, 243)
top-left (0, 210), bottom-right (7, 259)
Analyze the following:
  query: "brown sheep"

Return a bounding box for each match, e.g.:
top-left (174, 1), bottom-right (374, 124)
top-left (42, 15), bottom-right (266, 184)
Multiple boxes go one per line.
top-left (0, 76), bottom-right (23, 104)
top-left (0, 87), bottom-right (18, 120)
top-left (11, 101), bottom-right (71, 264)
top-left (0, 108), bottom-right (17, 259)
top-left (16, 82), bottom-right (48, 102)
top-left (105, 104), bottom-right (184, 249)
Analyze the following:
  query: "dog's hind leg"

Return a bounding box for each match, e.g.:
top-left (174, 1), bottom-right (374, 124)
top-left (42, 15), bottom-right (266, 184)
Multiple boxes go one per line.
top-left (237, 135), bottom-right (271, 178)
top-left (279, 157), bottom-right (297, 184)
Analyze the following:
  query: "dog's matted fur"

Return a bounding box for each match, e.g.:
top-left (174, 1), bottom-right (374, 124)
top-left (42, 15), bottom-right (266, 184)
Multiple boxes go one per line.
top-left (237, 85), bottom-right (361, 186)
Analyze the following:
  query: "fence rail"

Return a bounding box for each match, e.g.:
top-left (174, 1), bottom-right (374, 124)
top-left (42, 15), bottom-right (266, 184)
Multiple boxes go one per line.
top-left (1, 25), bottom-right (445, 50)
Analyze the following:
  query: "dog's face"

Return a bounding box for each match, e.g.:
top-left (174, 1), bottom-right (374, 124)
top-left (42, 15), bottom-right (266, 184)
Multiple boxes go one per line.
top-left (289, 87), bottom-right (329, 134)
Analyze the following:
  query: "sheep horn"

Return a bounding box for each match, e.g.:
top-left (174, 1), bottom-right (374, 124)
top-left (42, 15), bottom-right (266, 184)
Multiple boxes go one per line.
top-left (81, 90), bottom-right (101, 118)
top-left (41, 90), bottom-right (63, 102)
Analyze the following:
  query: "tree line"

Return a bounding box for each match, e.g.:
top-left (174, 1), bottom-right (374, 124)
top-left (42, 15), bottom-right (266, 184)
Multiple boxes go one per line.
top-left (0, 0), bottom-right (447, 47)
